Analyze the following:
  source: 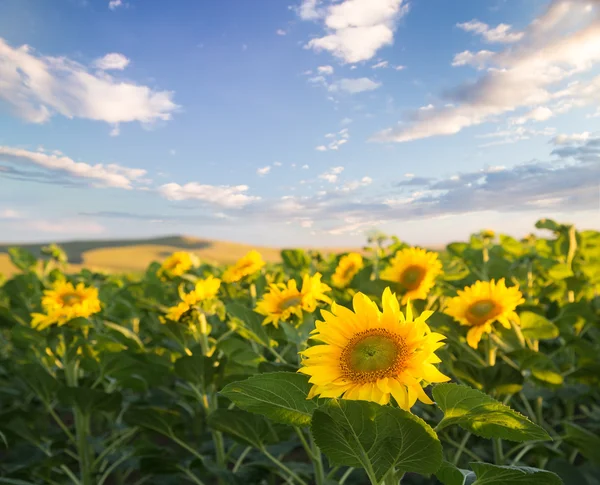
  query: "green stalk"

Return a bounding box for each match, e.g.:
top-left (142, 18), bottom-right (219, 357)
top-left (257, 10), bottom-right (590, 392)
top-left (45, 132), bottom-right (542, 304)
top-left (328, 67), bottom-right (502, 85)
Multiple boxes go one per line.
top-left (261, 448), bottom-right (309, 485)
top-left (452, 432), bottom-right (471, 465)
top-left (493, 438), bottom-right (504, 465)
top-left (309, 434), bottom-right (325, 485)
top-left (485, 338), bottom-right (497, 367)
top-left (338, 468), bottom-right (354, 485)
top-left (232, 446), bottom-right (252, 473)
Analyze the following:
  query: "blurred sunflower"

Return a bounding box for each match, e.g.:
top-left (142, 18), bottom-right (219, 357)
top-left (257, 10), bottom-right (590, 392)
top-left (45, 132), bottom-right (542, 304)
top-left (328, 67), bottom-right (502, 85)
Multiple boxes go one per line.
top-left (255, 273), bottom-right (331, 328)
top-left (381, 247), bottom-right (442, 303)
top-left (299, 288), bottom-right (449, 409)
top-left (331, 253), bottom-right (364, 288)
top-left (222, 250), bottom-right (265, 283)
top-left (444, 278), bottom-right (524, 349)
top-left (31, 281), bottom-right (101, 330)
top-left (158, 252), bottom-right (198, 278)
top-left (164, 276), bottom-right (221, 322)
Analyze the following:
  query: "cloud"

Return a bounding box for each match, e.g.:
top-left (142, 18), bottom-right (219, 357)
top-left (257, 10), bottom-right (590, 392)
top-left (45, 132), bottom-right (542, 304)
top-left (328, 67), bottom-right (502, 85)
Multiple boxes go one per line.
top-left (512, 106), bottom-right (554, 124)
top-left (451, 50), bottom-right (494, 69)
top-left (339, 175), bottom-right (373, 192)
top-left (457, 19), bottom-right (524, 43)
top-left (0, 146), bottom-right (147, 189)
top-left (257, 166), bottom-right (271, 176)
top-left (394, 65), bottom-right (406, 70)
top-left (372, 0), bottom-right (600, 143)
top-left (301, 0), bottom-right (409, 63)
top-left (158, 183), bottom-right (260, 208)
top-left (550, 131), bottom-right (592, 145)
top-left (315, 145), bottom-right (328, 151)
top-left (0, 37), bottom-right (178, 126)
top-left (318, 65), bottom-right (334, 75)
top-left (341, 117), bottom-right (353, 124)
top-left (273, 161), bottom-right (283, 166)
top-left (276, 29), bottom-right (287, 36)
top-left (476, 126), bottom-right (556, 147)
top-left (28, 219), bottom-right (106, 235)
top-left (316, 127), bottom-right (350, 150)
top-left (329, 77), bottom-right (381, 93)
top-left (108, 0), bottom-right (124, 10)
top-left (372, 60), bottom-right (389, 68)
top-left (319, 166), bottom-right (344, 183)
top-left (109, 125), bottom-right (120, 137)
top-left (0, 209), bottom-right (21, 219)
top-left (93, 53), bottom-right (130, 71)
top-left (302, 164), bottom-right (310, 169)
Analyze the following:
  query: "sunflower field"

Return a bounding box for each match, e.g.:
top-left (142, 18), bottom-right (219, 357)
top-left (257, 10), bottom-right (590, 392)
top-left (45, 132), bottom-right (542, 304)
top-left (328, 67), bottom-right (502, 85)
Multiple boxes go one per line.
top-left (0, 218), bottom-right (598, 485)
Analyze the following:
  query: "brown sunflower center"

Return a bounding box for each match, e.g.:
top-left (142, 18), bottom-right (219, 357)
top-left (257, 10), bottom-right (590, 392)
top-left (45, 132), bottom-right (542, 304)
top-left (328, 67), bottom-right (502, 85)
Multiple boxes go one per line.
top-left (340, 329), bottom-right (409, 383)
top-left (467, 299), bottom-right (499, 325)
top-left (61, 292), bottom-right (83, 306)
top-left (279, 295), bottom-right (303, 311)
top-left (400, 265), bottom-right (426, 290)
top-left (341, 263), bottom-right (356, 279)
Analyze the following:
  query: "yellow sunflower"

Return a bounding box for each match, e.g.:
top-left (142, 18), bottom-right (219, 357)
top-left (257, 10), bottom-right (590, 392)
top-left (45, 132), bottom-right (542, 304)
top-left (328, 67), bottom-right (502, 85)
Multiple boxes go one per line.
top-left (444, 278), bottom-right (524, 349)
top-left (158, 252), bottom-right (198, 278)
top-left (331, 253), bottom-right (364, 288)
top-left (31, 281), bottom-right (101, 330)
top-left (165, 276), bottom-right (222, 322)
top-left (222, 250), bottom-right (265, 283)
top-left (381, 247), bottom-right (442, 303)
top-left (299, 288), bottom-right (449, 409)
top-left (255, 273), bottom-right (332, 328)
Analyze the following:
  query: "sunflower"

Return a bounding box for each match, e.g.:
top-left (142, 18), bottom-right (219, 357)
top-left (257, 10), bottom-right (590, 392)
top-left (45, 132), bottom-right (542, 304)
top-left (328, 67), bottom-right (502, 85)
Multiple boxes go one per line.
top-left (255, 273), bottom-right (332, 328)
top-left (31, 281), bottom-right (101, 330)
top-left (158, 252), bottom-right (198, 278)
top-left (380, 247), bottom-right (442, 303)
top-left (165, 276), bottom-right (221, 322)
top-left (444, 278), bottom-right (524, 349)
top-left (298, 288), bottom-right (449, 409)
top-left (331, 253), bottom-right (364, 288)
top-left (222, 250), bottom-right (265, 283)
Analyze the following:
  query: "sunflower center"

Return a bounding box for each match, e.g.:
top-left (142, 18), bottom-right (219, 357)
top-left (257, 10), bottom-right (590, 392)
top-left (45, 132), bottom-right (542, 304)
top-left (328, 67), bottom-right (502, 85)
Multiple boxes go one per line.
top-left (467, 299), bottom-right (498, 325)
top-left (340, 329), bottom-right (408, 383)
top-left (400, 265), bottom-right (426, 290)
top-left (61, 292), bottom-right (82, 306)
top-left (279, 295), bottom-right (303, 311)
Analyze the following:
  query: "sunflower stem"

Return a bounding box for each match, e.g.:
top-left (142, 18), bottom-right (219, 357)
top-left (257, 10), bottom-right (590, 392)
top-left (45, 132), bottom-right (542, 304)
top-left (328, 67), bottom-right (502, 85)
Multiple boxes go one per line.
top-left (452, 432), bottom-right (471, 465)
top-left (310, 433), bottom-right (325, 485)
top-left (485, 337), bottom-right (497, 367)
top-left (261, 448), bottom-right (308, 485)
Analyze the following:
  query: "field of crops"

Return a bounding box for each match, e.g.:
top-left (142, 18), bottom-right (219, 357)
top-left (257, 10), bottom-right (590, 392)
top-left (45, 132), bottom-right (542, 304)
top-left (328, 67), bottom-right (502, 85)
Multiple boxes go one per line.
top-left (0, 218), bottom-right (598, 485)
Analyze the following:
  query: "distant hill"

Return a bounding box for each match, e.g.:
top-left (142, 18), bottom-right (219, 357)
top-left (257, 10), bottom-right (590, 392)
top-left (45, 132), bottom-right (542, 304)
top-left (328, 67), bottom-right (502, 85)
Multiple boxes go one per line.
top-left (0, 235), bottom-right (362, 277)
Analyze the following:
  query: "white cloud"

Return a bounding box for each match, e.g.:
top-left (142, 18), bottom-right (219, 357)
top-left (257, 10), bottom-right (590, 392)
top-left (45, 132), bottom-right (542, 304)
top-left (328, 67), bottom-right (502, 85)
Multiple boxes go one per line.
top-left (318, 65), bottom-right (334, 75)
top-left (302, 0), bottom-right (409, 63)
top-left (372, 1), bottom-right (600, 143)
top-left (451, 50), bottom-right (494, 69)
top-left (108, 0), bottom-right (124, 10)
top-left (341, 117), bottom-right (353, 124)
top-left (257, 166), bottom-right (271, 176)
top-left (550, 132), bottom-right (592, 145)
top-left (0, 38), bottom-right (178, 126)
top-left (158, 183), bottom-right (260, 208)
top-left (276, 29), bottom-right (287, 36)
top-left (0, 145), bottom-right (147, 189)
top-left (372, 60), bottom-right (389, 68)
top-left (512, 106), bottom-right (554, 124)
top-left (476, 126), bottom-right (556, 147)
top-left (328, 138), bottom-right (348, 150)
top-left (394, 65), bottom-right (406, 70)
top-left (457, 19), bottom-right (524, 43)
top-left (315, 145), bottom-right (328, 151)
top-left (340, 175), bottom-right (373, 191)
top-left (0, 209), bottom-right (21, 219)
top-left (169, 149), bottom-right (176, 156)
top-left (319, 166), bottom-right (344, 183)
top-left (93, 53), bottom-right (130, 71)
top-left (302, 164), bottom-right (310, 169)
top-left (329, 77), bottom-right (381, 93)
top-left (109, 125), bottom-right (120, 137)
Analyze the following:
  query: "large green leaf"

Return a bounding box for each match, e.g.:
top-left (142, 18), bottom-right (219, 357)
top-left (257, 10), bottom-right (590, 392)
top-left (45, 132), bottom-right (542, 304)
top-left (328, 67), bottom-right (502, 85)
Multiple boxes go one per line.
top-left (433, 383), bottom-right (550, 442)
top-left (8, 248), bottom-right (37, 271)
top-left (311, 399), bottom-right (442, 483)
top-left (519, 312), bottom-right (559, 340)
top-left (435, 461), bottom-right (476, 485)
top-left (124, 407), bottom-right (181, 437)
top-left (226, 302), bottom-right (271, 347)
top-left (220, 372), bottom-right (316, 426)
top-left (58, 387), bottom-right (122, 415)
top-left (16, 363), bottom-right (60, 403)
top-left (470, 463), bottom-right (562, 485)
top-left (563, 422), bottom-right (600, 465)
top-left (207, 409), bottom-right (278, 449)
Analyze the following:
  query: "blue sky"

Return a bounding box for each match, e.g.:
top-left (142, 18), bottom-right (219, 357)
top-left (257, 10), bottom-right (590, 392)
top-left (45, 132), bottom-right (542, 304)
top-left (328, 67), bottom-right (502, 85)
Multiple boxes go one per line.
top-left (0, 0), bottom-right (598, 247)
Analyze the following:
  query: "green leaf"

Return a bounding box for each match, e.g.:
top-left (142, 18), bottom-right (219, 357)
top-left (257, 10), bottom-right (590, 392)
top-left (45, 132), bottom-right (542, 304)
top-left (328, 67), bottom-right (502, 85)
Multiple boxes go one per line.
top-left (311, 399), bottom-right (442, 483)
top-left (226, 302), bottom-right (271, 347)
top-left (124, 407), bottom-right (180, 437)
top-left (8, 247), bottom-right (37, 271)
top-left (507, 350), bottom-right (563, 387)
top-left (470, 463), bottom-right (562, 485)
top-left (102, 320), bottom-right (145, 349)
top-left (0, 479), bottom-right (42, 485)
top-left (281, 249), bottom-right (311, 271)
top-left (433, 383), bottom-right (550, 442)
top-left (58, 387), bottom-right (122, 415)
top-left (563, 422), bottom-right (600, 465)
top-left (220, 372), bottom-right (316, 426)
top-left (16, 363), bottom-right (60, 403)
top-left (174, 351), bottom-right (209, 386)
top-left (207, 409), bottom-right (278, 449)
top-left (436, 461), bottom-right (476, 485)
top-left (547, 263), bottom-right (573, 280)
top-left (519, 312), bottom-right (559, 340)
